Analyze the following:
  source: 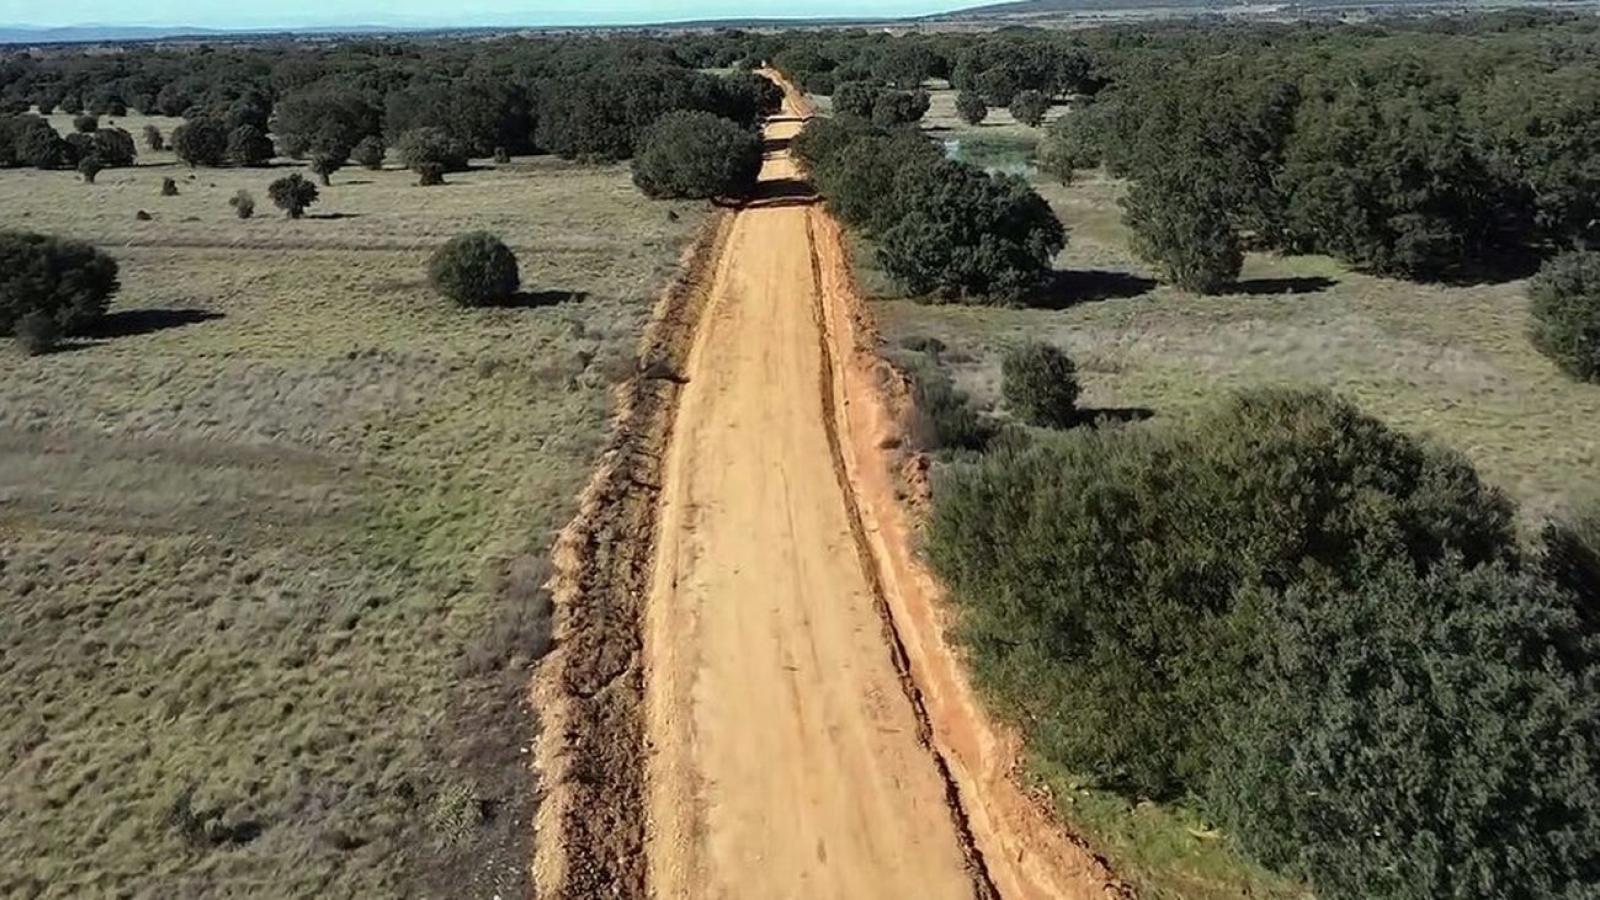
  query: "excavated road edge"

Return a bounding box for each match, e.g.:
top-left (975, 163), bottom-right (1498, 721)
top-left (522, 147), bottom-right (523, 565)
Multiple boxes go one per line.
top-left (531, 210), bottom-right (735, 899)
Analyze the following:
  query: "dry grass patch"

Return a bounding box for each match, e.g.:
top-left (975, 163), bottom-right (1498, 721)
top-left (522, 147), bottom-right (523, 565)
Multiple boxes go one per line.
top-left (0, 152), bottom-right (707, 896)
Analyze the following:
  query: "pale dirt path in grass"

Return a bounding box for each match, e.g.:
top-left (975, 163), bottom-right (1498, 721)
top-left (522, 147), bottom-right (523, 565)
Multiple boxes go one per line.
top-left (642, 107), bottom-right (977, 898)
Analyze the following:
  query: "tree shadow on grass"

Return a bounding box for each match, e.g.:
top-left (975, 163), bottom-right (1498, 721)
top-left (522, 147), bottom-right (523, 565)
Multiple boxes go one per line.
top-left (1229, 276), bottom-right (1338, 295)
top-left (1024, 269), bottom-right (1158, 309)
top-left (305, 212), bottom-right (362, 221)
top-left (82, 308), bottom-right (224, 338)
top-left (492, 290), bottom-right (589, 309)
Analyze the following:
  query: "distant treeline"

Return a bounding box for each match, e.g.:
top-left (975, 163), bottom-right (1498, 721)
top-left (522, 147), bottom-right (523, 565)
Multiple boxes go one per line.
top-left (0, 36), bottom-right (784, 171)
top-left (8, 11), bottom-right (1598, 282)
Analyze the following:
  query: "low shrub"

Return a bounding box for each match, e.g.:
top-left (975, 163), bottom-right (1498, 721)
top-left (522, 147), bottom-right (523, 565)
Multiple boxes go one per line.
top-left (0, 230), bottom-right (120, 335)
top-left (142, 124), bottom-right (163, 151)
top-left (160, 176), bottom-right (178, 196)
top-left (77, 156), bottom-right (103, 183)
top-left (926, 388), bottom-right (1600, 899)
top-left (428, 232), bottom-right (520, 307)
top-left (1001, 341), bottom-right (1079, 427)
top-left (907, 364), bottom-right (994, 453)
top-left (229, 189), bottom-right (255, 219)
top-left (1528, 250), bottom-right (1600, 381)
top-left (632, 110), bottom-right (762, 200)
top-left (72, 114), bottom-right (98, 133)
top-left (267, 173), bottom-right (318, 219)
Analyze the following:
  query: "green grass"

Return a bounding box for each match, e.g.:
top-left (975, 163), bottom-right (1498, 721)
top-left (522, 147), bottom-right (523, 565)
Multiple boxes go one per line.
top-left (870, 157), bottom-right (1600, 897)
top-left (0, 149), bottom-right (707, 896)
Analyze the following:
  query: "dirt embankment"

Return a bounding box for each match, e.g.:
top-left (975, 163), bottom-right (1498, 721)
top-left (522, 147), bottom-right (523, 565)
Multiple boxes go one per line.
top-left (532, 209), bottom-right (735, 898)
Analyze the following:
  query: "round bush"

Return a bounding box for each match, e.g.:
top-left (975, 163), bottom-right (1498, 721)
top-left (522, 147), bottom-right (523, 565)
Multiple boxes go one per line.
top-left (1528, 250), bottom-right (1600, 381)
top-left (226, 124), bottom-right (273, 166)
top-left (0, 230), bottom-right (120, 335)
top-left (267, 173), bottom-right (318, 219)
top-left (351, 135), bottom-right (386, 169)
top-left (171, 118), bottom-right (228, 167)
top-left (1001, 341), bottom-right (1079, 428)
top-left (631, 110), bottom-right (762, 200)
top-left (428, 232), bottom-right (520, 307)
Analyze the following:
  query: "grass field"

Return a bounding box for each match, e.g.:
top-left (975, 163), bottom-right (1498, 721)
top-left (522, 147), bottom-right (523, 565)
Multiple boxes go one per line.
top-left (0, 127), bottom-right (707, 896)
top-left (857, 87), bottom-right (1600, 898)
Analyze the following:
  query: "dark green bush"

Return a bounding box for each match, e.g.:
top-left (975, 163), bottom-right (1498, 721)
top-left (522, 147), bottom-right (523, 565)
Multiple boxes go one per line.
top-left (1001, 341), bottom-right (1079, 428)
top-left (1528, 250), bottom-right (1600, 382)
top-left (352, 135), bottom-right (386, 170)
top-left (14, 310), bottom-right (62, 355)
top-left (226, 124), bottom-right (273, 167)
top-left (877, 159), bottom-right (1065, 302)
top-left (72, 114), bottom-right (98, 133)
top-left (1124, 167), bottom-right (1243, 294)
top-left (631, 110), bottom-right (762, 200)
top-left (831, 81), bottom-right (880, 119)
top-left (171, 118), bottom-right (228, 167)
top-left (10, 116), bottom-right (67, 169)
top-left (812, 129), bottom-right (941, 233)
top-left (142, 125), bottom-right (163, 151)
top-left (428, 232), bottom-right (520, 307)
top-left (925, 388), bottom-right (1600, 899)
top-left (160, 177), bottom-right (178, 197)
top-left (1008, 89), bottom-right (1050, 127)
top-left (955, 90), bottom-right (988, 126)
top-left (870, 90), bottom-right (930, 128)
top-left (929, 389), bottom-right (1517, 795)
top-left (267, 173), bottom-right (318, 219)
top-left (1206, 560), bottom-right (1600, 900)
top-left (90, 127), bottom-right (136, 167)
top-left (229, 190), bottom-right (255, 220)
top-left (0, 231), bottom-right (120, 335)
top-left (77, 156), bottom-right (103, 183)
top-left (396, 126), bottom-right (469, 178)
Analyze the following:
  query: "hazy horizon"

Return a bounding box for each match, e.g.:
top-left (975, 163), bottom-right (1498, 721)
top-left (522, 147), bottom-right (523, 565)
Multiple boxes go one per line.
top-left (0, 0), bottom-right (963, 29)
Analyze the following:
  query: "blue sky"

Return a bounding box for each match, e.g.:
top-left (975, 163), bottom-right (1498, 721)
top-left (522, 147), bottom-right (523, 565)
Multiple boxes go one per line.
top-left (0, 0), bottom-right (960, 28)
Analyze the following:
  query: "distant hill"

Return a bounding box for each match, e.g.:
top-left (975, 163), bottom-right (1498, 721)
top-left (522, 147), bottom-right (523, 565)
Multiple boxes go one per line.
top-left (0, 23), bottom-right (402, 45)
top-left (933, 0), bottom-right (1517, 16)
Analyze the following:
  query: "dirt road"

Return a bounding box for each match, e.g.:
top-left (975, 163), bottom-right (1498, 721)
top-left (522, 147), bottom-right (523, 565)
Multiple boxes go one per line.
top-left (643, 108), bottom-right (984, 898)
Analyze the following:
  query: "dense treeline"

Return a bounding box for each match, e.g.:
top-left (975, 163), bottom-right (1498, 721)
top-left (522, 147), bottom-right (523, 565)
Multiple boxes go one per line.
top-left (1035, 14), bottom-right (1600, 284)
top-left (0, 36), bottom-right (783, 169)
